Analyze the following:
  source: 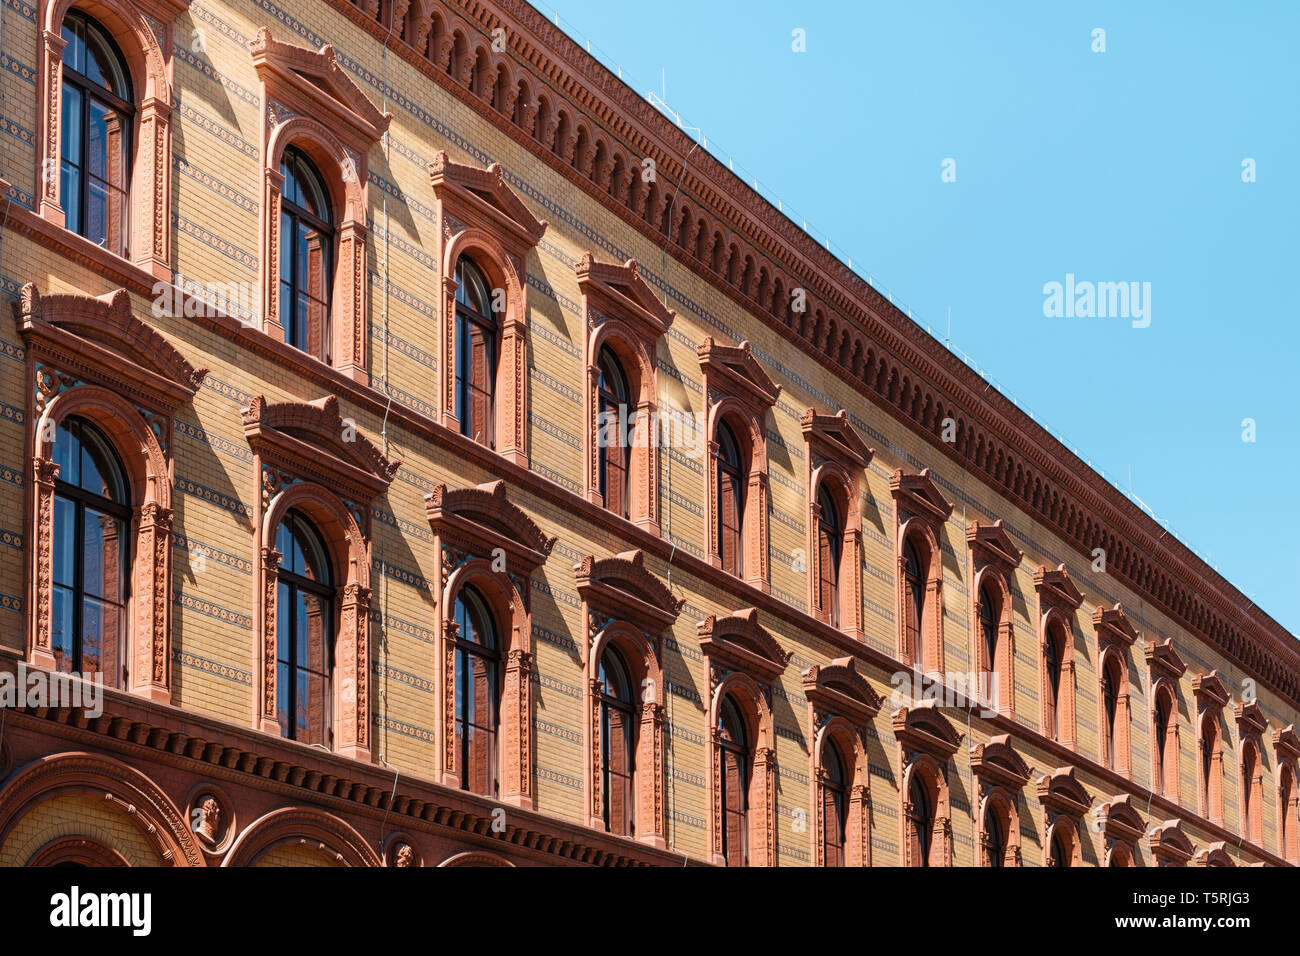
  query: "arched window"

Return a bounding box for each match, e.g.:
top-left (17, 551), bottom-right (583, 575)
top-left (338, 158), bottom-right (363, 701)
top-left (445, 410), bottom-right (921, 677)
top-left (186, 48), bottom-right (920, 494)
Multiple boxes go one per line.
top-left (50, 416), bottom-right (129, 687)
top-left (1049, 829), bottom-right (1070, 867)
top-left (903, 537), bottom-right (924, 670)
top-left (908, 770), bottom-right (935, 868)
top-left (1241, 741), bottom-right (1260, 845)
top-left (1201, 713), bottom-right (1217, 817)
top-left (60, 12), bottom-right (133, 256)
top-left (1154, 689), bottom-right (1172, 796)
top-left (454, 256), bottom-right (496, 447)
top-left (596, 346), bottom-right (631, 518)
top-left (1044, 623), bottom-right (1064, 740)
top-left (817, 485), bottom-right (842, 629)
top-left (279, 146), bottom-right (334, 363)
top-left (274, 510), bottom-right (334, 747)
top-left (453, 584), bottom-right (500, 797)
top-left (1102, 656), bottom-right (1120, 770)
top-left (821, 739), bottom-right (848, 867)
top-left (718, 695), bottom-right (749, 866)
top-left (984, 802), bottom-right (1006, 868)
top-left (597, 646), bottom-right (635, 837)
top-left (716, 420), bottom-right (745, 577)
top-left (979, 583), bottom-right (997, 680)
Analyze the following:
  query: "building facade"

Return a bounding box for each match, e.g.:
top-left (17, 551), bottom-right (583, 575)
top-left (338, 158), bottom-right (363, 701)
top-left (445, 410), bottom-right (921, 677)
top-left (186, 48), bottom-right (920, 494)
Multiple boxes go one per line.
top-left (0, 0), bottom-right (1296, 867)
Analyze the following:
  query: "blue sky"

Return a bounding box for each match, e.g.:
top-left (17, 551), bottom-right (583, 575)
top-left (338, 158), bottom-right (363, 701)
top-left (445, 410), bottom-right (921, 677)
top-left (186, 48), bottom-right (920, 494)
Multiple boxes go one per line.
top-left (535, 0), bottom-right (1300, 636)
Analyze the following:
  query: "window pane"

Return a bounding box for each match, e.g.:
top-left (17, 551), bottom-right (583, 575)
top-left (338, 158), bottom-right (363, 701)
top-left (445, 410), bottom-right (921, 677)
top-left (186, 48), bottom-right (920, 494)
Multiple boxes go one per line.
top-left (53, 496), bottom-right (76, 586)
top-left (61, 84), bottom-right (83, 161)
top-left (51, 584), bottom-right (75, 672)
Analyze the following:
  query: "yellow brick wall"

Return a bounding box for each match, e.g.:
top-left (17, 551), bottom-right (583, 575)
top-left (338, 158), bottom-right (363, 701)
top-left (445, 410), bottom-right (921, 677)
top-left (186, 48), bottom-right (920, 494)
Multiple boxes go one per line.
top-left (0, 0), bottom-right (1291, 867)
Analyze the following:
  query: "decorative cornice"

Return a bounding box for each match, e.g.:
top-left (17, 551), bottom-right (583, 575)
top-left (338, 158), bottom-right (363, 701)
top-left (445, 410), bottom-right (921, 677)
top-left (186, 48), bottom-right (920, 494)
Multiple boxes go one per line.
top-left (242, 394), bottom-right (398, 500)
top-left (429, 149), bottom-right (547, 250)
top-left (802, 657), bottom-right (883, 725)
top-left (969, 734), bottom-right (1032, 792)
top-left (15, 283), bottom-right (206, 406)
top-left (425, 480), bottom-right (556, 572)
top-left (1036, 766), bottom-right (1090, 820)
top-left (1033, 564), bottom-right (1085, 614)
top-left (892, 701), bottom-right (962, 761)
top-left (573, 549), bottom-right (682, 633)
top-left (966, 519), bottom-right (1022, 572)
top-left (1193, 671), bottom-right (1231, 713)
top-left (1272, 724), bottom-right (1300, 764)
top-left (889, 467), bottom-right (953, 525)
top-left (1145, 637), bottom-right (1187, 682)
top-left (1097, 793), bottom-right (1145, 846)
top-left (1234, 699), bottom-right (1268, 741)
top-left (801, 408), bottom-right (873, 471)
top-left (698, 608), bottom-right (792, 686)
top-left (250, 27), bottom-right (391, 143)
top-left (575, 253), bottom-right (674, 334)
top-left (697, 337), bottom-right (781, 410)
top-left (1093, 603), bottom-right (1139, 653)
top-left (1149, 818), bottom-right (1195, 865)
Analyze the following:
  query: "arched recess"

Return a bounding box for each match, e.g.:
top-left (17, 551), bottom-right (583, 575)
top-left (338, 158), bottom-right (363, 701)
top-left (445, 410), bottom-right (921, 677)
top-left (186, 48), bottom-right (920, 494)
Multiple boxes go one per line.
top-left (252, 29), bottom-right (391, 385)
top-left (1235, 699), bottom-right (1268, 847)
top-left (1193, 671), bottom-right (1230, 826)
top-left (36, 0), bottom-right (184, 277)
top-left (30, 836), bottom-right (131, 867)
top-left (1094, 603), bottom-right (1137, 777)
top-left (577, 254), bottom-right (674, 534)
top-left (426, 480), bottom-right (555, 807)
top-left (1097, 794), bottom-right (1145, 866)
top-left (430, 151), bottom-right (547, 465)
top-left (967, 521), bottom-right (1022, 717)
top-left (223, 807), bottom-right (380, 867)
top-left (575, 549), bottom-right (681, 846)
top-left (438, 849), bottom-right (515, 867)
top-left (1273, 725), bottom-right (1300, 864)
top-left (700, 609), bottom-right (791, 866)
top-left (244, 395), bottom-right (399, 761)
top-left (891, 469), bottom-right (952, 673)
top-left (803, 657), bottom-right (883, 866)
top-left (1037, 766), bottom-right (1089, 867)
top-left (1034, 564), bottom-right (1082, 749)
top-left (970, 734), bottom-right (1032, 866)
top-left (698, 337), bottom-right (781, 592)
top-left (1148, 818), bottom-right (1194, 867)
top-left (803, 410), bottom-right (873, 639)
top-left (17, 283), bottom-right (205, 701)
top-left (1146, 638), bottom-right (1186, 802)
top-left (894, 702), bottom-right (962, 867)
top-left (0, 752), bottom-right (204, 866)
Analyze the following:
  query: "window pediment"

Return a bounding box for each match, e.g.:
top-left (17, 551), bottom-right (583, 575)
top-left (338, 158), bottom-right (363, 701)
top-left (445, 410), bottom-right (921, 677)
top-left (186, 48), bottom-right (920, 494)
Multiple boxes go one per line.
top-left (575, 253), bottom-right (674, 339)
top-left (1235, 699), bottom-right (1268, 740)
top-left (801, 656), bottom-right (883, 724)
top-left (1145, 637), bottom-right (1186, 681)
top-left (1097, 794), bottom-right (1145, 845)
top-left (16, 283), bottom-right (206, 410)
top-left (251, 29), bottom-right (391, 144)
top-left (698, 608), bottom-right (791, 686)
top-left (429, 150), bottom-right (547, 253)
top-left (802, 408), bottom-right (873, 471)
top-left (1033, 563), bottom-right (1084, 613)
top-left (1193, 670), bottom-right (1231, 712)
top-left (574, 549), bottom-right (681, 633)
top-left (697, 337), bottom-right (780, 411)
top-left (425, 480), bottom-right (556, 572)
top-left (1093, 602), bottom-right (1138, 652)
top-left (969, 734), bottom-right (1032, 791)
top-left (242, 395), bottom-right (397, 502)
top-left (889, 467), bottom-right (953, 525)
top-left (966, 519), bottom-right (1022, 571)
top-left (1149, 819), bottom-right (1195, 865)
top-left (1273, 724), bottom-right (1300, 763)
top-left (892, 702), bottom-right (962, 761)
top-left (1036, 766), bottom-right (1090, 820)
